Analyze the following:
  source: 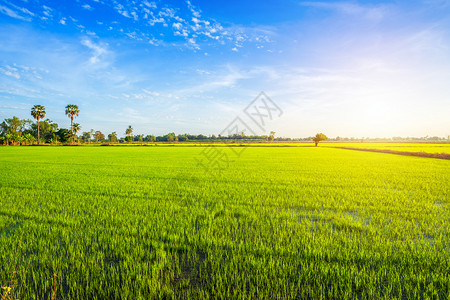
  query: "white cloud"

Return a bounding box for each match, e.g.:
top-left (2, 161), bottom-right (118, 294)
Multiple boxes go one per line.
top-left (82, 4), bottom-right (94, 11)
top-left (0, 5), bottom-right (31, 21)
top-left (0, 67), bottom-right (20, 79)
top-left (173, 22), bottom-right (183, 30)
top-left (42, 5), bottom-right (53, 17)
top-left (187, 38), bottom-right (200, 49)
top-left (114, 4), bottom-right (131, 18)
top-left (7, 2), bottom-right (35, 17)
top-left (0, 64), bottom-right (45, 82)
top-left (81, 38), bottom-right (108, 64)
top-left (148, 16), bottom-right (165, 26)
top-left (143, 1), bottom-right (157, 9)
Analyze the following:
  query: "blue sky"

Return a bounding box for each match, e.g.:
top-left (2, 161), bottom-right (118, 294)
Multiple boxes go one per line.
top-left (1, 0), bottom-right (449, 138)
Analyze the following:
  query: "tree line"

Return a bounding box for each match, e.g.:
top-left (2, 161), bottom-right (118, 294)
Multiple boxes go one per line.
top-left (4, 104), bottom-right (444, 146)
top-left (1, 104), bottom-right (283, 145)
top-left (0, 104), bottom-right (81, 145)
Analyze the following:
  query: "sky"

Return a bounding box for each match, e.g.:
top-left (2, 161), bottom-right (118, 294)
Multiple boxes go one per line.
top-left (0, 0), bottom-right (449, 138)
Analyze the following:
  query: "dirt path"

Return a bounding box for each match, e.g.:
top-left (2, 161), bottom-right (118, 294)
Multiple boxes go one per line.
top-left (332, 147), bottom-right (450, 160)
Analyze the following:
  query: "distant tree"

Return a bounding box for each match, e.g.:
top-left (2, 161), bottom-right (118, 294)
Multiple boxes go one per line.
top-left (177, 134), bottom-right (188, 142)
top-left (268, 131), bottom-right (275, 142)
top-left (166, 132), bottom-right (176, 142)
top-left (89, 129), bottom-right (94, 143)
top-left (313, 133), bottom-right (328, 146)
top-left (94, 131), bottom-right (105, 142)
top-left (65, 104), bottom-right (79, 143)
top-left (31, 105), bottom-right (46, 144)
top-left (108, 132), bottom-right (118, 142)
top-left (134, 134), bottom-right (144, 142)
top-left (81, 131), bottom-right (91, 143)
top-left (125, 125), bottom-right (133, 142)
top-left (196, 134), bottom-right (207, 140)
top-left (145, 134), bottom-right (156, 142)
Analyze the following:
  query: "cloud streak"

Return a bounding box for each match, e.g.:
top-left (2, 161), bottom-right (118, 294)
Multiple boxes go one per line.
top-left (0, 4), bottom-right (32, 21)
top-left (81, 38), bottom-right (108, 64)
top-left (300, 1), bottom-right (388, 20)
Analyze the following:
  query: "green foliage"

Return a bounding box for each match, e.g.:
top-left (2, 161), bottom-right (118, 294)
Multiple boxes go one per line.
top-left (72, 123), bottom-right (81, 136)
top-left (0, 147), bottom-right (449, 298)
top-left (313, 133), bottom-right (328, 146)
top-left (134, 134), bottom-right (144, 142)
top-left (145, 135), bottom-right (156, 142)
top-left (65, 104), bottom-right (80, 143)
top-left (166, 132), bottom-right (176, 142)
top-left (31, 105), bottom-right (46, 119)
top-left (0, 116), bottom-right (31, 136)
top-left (125, 125), bottom-right (133, 140)
top-left (30, 119), bottom-right (59, 143)
top-left (81, 131), bottom-right (91, 143)
top-left (94, 131), bottom-right (105, 142)
top-left (55, 128), bottom-right (72, 143)
top-left (108, 132), bottom-right (118, 143)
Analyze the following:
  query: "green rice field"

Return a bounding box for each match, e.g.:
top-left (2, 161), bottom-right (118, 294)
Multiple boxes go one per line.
top-left (325, 142), bottom-right (450, 154)
top-left (1, 146), bottom-right (449, 299)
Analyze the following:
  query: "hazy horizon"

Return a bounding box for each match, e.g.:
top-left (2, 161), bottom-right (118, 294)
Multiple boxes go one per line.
top-left (1, 0), bottom-right (449, 138)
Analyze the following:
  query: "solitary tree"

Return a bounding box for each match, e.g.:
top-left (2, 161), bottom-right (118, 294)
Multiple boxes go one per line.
top-left (268, 131), bottom-right (276, 142)
top-left (65, 104), bottom-right (79, 143)
top-left (125, 125), bottom-right (133, 142)
top-left (31, 105), bottom-right (46, 144)
top-left (313, 133), bottom-right (328, 146)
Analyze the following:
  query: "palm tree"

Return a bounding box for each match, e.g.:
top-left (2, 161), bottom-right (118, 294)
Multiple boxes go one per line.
top-left (72, 123), bottom-right (81, 142)
top-left (125, 125), bottom-right (133, 142)
top-left (65, 104), bottom-right (79, 143)
top-left (31, 105), bottom-right (46, 144)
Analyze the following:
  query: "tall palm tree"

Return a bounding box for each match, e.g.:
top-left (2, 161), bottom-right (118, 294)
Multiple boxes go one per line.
top-left (31, 105), bottom-right (46, 144)
top-left (125, 125), bottom-right (133, 142)
top-left (65, 104), bottom-right (79, 143)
